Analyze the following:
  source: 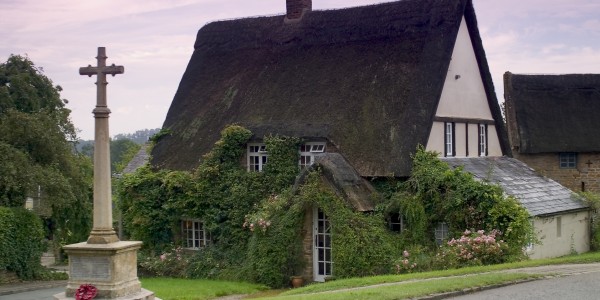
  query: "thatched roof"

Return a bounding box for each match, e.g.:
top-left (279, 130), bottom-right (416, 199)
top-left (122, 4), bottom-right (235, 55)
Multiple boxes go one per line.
top-left (443, 157), bottom-right (588, 216)
top-left (152, 0), bottom-right (505, 176)
top-left (505, 72), bottom-right (600, 153)
top-left (293, 153), bottom-right (376, 211)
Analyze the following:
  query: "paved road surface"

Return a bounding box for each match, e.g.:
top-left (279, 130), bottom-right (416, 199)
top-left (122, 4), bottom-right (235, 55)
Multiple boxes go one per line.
top-left (0, 286), bottom-right (64, 300)
top-left (448, 271), bottom-right (600, 300)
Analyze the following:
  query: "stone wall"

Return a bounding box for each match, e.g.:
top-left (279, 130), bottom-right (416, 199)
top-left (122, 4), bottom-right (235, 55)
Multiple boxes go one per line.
top-left (513, 152), bottom-right (600, 193)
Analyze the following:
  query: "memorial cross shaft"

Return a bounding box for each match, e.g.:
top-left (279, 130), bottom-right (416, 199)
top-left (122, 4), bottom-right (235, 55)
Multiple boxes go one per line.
top-left (79, 47), bottom-right (124, 244)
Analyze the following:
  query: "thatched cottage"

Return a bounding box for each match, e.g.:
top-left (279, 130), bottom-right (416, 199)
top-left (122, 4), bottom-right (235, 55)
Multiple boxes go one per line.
top-left (505, 72), bottom-right (600, 193)
top-left (150, 0), bottom-right (590, 280)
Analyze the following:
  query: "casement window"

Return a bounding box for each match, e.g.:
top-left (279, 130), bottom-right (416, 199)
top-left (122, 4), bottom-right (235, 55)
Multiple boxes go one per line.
top-left (388, 213), bottom-right (405, 233)
top-left (299, 142), bottom-right (326, 169)
top-left (559, 153), bottom-right (577, 169)
top-left (248, 143), bottom-right (268, 172)
top-left (434, 222), bottom-right (449, 245)
top-left (444, 122), bottom-right (455, 157)
top-left (478, 123), bottom-right (488, 157)
top-left (181, 219), bottom-right (210, 249)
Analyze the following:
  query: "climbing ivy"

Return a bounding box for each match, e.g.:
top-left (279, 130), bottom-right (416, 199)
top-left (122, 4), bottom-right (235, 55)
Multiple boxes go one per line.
top-left (120, 127), bottom-right (534, 287)
top-left (381, 146), bottom-right (534, 261)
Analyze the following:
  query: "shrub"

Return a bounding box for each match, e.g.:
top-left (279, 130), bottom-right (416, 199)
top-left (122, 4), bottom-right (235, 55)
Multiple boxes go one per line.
top-left (0, 207), bottom-right (46, 280)
top-left (138, 245), bottom-right (190, 277)
top-left (433, 229), bottom-right (508, 268)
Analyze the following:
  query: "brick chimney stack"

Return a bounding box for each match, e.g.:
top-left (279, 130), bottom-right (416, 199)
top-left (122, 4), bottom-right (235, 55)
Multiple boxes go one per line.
top-left (286, 0), bottom-right (311, 21)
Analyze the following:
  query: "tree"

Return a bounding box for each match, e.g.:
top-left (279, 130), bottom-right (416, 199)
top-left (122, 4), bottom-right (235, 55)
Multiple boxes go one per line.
top-left (0, 55), bottom-right (92, 250)
top-left (111, 139), bottom-right (140, 174)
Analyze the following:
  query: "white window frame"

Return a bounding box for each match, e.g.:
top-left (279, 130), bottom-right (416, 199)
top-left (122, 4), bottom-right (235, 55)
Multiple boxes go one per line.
top-left (434, 222), bottom-right (449, 245)
top-left (478, 123), bottom-right (487, 157)
top-left (445, 123), bottom-right (454, 157)
top-left (247, 143), bottom-right (268, 172)
top-left (299, 142), bottom-right (326, 169)
top-left (182, 219), bottom-right (210, 250)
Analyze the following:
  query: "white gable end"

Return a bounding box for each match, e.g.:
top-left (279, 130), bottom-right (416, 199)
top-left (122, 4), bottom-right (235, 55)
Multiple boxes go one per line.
top-left (435, 16), bottom-right (492, 119)
top-left (426, 16), bottom-right (502, 157)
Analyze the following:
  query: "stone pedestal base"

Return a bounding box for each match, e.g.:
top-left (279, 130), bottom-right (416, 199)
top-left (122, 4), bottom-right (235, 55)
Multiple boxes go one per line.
top-left (54, 241), bottom-right (155, 300)
top-left (53, 288), bottom-right (159, 300)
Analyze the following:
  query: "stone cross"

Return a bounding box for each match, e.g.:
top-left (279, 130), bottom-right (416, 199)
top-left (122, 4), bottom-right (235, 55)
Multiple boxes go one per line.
top-left (80, 47), bottom-right (124, 244)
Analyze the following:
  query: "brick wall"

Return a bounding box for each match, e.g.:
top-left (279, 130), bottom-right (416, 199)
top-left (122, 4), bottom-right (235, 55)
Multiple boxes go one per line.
top-left (514, 152), bottom-right (600, 193)
top-left (301, 207), bottom-right (313, 281)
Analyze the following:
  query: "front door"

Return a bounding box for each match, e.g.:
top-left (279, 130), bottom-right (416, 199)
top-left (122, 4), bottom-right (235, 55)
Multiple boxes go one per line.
top-left (313, 207), bottom-right (332, 282)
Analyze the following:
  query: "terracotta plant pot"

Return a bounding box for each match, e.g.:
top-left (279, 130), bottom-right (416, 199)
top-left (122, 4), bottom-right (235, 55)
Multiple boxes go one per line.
top-left (291, 276), bottom-right (304, 288)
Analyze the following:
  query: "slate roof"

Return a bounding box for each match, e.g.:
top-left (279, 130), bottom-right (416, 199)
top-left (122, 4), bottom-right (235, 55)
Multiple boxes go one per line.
top-left (150, 0), bottom-right (508, 177)
top-left (293, 153), bottom-right (375, 211)
top-left (504, 72), bottom-right (600, 153)
top-left (122, 144), bottom-right (150, 174)
top-left (442, 157), bottom-right (588, 216)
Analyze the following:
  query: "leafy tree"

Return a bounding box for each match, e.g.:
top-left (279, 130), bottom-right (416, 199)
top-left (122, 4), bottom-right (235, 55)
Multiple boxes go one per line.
top-left (0, 55), bottom-right (92, 251)
top-left (111, 139), bottom-right (140, 173)
top-left (113, 128), bottom-right (160, 144)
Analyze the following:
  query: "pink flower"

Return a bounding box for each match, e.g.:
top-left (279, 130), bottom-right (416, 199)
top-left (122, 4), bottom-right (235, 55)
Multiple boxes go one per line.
top-left (403, 250), bottom-right (410, 258)
top-left (160, 254), bottom-right (166, 261)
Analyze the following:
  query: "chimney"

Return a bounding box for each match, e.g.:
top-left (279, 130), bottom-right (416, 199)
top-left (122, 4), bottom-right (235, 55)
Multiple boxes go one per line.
top-left (286, 0), bottom-right (311, 22)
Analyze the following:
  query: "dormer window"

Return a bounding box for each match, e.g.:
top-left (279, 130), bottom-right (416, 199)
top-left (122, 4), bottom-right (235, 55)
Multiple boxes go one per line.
top-left (248, 143), bottom-right (268, 172)
top-left (299, 142), bottom-right (326, 169)
top-left (478, 124), bottom-right (488, 156)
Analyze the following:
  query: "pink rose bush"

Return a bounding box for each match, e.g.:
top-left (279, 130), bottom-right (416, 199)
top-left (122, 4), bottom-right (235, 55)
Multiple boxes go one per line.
top-left (434, 229), bottom-right (508, 268)
top-left (394, 250), bottom-right (418, 274)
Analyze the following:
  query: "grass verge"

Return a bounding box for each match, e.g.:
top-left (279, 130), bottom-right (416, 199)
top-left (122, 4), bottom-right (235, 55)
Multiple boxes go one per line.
top-left (140, 277), bottom-right (268, 300)
top-left (280, 251), bottom-right (600, 296)
top-left (259, 273), bottom-right (541, 300)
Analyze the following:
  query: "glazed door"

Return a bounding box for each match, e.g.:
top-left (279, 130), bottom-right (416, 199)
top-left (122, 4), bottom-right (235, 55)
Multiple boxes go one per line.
top-left (313, 207), bottom-right (332, 282)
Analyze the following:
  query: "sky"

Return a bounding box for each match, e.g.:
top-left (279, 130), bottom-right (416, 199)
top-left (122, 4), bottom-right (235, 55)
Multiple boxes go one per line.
top-left (1, 0), bottom-right (599, 140)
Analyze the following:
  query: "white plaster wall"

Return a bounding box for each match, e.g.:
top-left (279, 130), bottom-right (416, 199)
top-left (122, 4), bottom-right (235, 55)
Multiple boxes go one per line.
top-left (426, 122), bottom-right (503, 157)
top-left (455, 123), bottom-right (466, 157)
top-left (426, 16), bottom-right (502, 157)
top-left (435, 17), bottom-right (492, 120)
top-left (487, 125), bottom-right (502, 156)
top-left (527, 211), bottom-right (590, 259)
top-left (426, 122), bottom-right (445, 155)
top-left (467, 123), bottom-right (479, 156)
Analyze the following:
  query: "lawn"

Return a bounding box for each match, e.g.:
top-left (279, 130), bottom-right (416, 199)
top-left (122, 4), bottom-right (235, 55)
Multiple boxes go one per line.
top-left (140, 277), bottom-right (268, 300)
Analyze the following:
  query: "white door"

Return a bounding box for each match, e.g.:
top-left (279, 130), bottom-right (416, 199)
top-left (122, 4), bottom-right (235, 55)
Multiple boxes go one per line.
top-left (313, 207), bottom-right (332, 282)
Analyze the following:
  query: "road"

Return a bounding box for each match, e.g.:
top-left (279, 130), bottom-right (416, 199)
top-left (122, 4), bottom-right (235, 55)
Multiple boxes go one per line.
top-left (0, 286), bottom-right (64, 300)
top-left (448, 271), bottom-right (600, 300)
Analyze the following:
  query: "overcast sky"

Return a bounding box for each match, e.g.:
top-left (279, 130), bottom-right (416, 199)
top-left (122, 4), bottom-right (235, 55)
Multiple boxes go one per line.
top-left (1, 0), bottom-right (599, 140)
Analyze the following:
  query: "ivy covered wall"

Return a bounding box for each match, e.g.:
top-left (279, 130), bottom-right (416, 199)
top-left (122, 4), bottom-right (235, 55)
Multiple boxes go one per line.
top-left (119, 125), bottom-right (534, 287)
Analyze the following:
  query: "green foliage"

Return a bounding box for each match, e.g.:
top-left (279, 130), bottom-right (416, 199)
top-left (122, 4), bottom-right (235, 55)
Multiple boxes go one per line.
top-left (581, 192), bottom-right (600, 250)
top-left (120, 166), bottom-right (190, 251)
top-left (244, 191), bottom-right (305, 287)
top-left (120, 128), bottom-right (535, 288)
top-left (382, 146), bottom-right (533, 262)
top-left (299, 172), bottom-right (399, 278)
top-left (0, 207), bottom-right (46, 280)
top-left (433, 230), bottom-right (509, 269)
top-left (111, 139), bottom-right (141, 173)
top-left (0, 55), bottom-right (92, 253)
